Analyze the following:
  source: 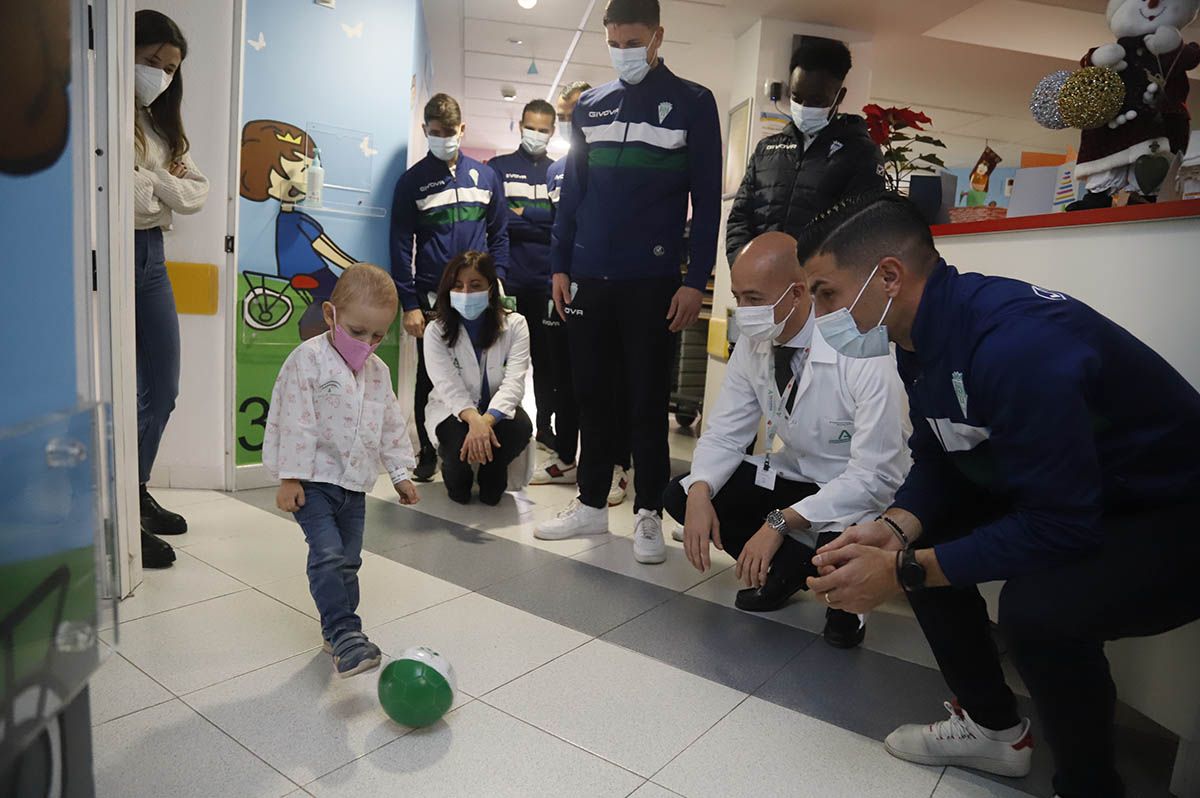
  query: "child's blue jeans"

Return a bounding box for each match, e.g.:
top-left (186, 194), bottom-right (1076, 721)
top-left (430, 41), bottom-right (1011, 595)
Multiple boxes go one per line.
top-left (292, 481), bottom-right (366, 644)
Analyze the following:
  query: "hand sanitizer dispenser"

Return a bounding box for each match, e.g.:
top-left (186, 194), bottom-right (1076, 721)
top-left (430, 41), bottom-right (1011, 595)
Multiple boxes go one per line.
top-left (307, 147), bottom-right (325, 208)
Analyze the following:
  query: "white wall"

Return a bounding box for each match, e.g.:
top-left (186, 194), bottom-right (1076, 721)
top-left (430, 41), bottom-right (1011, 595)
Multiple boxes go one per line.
top-left (936, 218), bottom-right (1200, 389)
top-left (138, 0), bottom-right (238, 489)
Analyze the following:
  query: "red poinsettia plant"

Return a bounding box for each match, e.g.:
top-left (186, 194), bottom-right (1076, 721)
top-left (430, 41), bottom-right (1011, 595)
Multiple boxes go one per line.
top-left (863, 104), bottom-right (948, 193)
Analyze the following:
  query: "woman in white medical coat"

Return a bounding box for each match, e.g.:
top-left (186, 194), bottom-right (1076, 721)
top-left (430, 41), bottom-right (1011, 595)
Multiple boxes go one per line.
top-left (423, 251), bottom-right (532, 504)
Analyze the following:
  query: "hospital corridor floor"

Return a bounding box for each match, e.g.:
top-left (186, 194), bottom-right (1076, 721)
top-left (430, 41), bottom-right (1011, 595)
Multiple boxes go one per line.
top-left (89, 430), bottom-right (1180, 798)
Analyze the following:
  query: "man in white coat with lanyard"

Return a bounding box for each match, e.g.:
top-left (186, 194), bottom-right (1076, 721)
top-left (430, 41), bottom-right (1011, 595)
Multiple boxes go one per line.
top-left (663, 232), bottom-right (910, 647)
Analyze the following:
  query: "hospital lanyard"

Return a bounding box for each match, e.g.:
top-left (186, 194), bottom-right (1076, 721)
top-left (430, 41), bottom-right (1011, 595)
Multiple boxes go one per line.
top-left (762, 362), bottom-right (800, 474)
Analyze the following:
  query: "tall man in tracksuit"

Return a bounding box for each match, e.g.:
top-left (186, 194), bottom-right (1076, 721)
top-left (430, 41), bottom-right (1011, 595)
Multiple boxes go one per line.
top-left (487, 99), bottom-right (558, 452)
top-left (726, 37), bottom-right (884, 266)
top-left (798, 193), bottom-right (1200, 798)
top-left (390, 93), bottom-right (510, 481)
top-left (535, 0), bottom-right (722, 566)
top-left (535, 81), bottom-right (634, 506)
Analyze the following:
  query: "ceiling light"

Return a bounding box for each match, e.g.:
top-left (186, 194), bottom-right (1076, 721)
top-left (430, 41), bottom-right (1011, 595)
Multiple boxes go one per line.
top-left (508, 37), bottom-right (524, 45)
top-left (501, 85), bottom-right (517, 101)
top-left (527, 58), bottom-right (539, 75)
top-left (517, 0), bottom-right (537, 9)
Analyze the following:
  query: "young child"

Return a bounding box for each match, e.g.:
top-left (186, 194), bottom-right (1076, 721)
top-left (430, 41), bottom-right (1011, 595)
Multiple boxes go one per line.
top-left (263, 263), bottom-right (419, 678)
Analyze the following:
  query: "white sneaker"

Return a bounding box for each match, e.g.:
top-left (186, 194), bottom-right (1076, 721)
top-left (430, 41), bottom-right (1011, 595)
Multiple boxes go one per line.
top-left (535, 498), bottom-right (608, 540)
top-left (884, 701), bottom-right (1033, 778)
top-left (608, 466), bottom-right (629, 506)
top-left (529, 457), bottom-right (577, 485)
top-left (633, 509), bottom-right (666, 564)
top-left (671, 524), bottom-right (684, 542)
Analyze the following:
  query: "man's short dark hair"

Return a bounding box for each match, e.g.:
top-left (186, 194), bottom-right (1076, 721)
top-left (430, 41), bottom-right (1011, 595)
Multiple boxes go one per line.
top-left (603, 0), bottom-right (660, 27)
top-left (424, 93), bottom-right (462, 127)
top-left (522, 99), bottom-right (556, 121)
top-left (795, 192), bottom-right (937, 274)
top-left (790, 37), bottom-right (852, 81)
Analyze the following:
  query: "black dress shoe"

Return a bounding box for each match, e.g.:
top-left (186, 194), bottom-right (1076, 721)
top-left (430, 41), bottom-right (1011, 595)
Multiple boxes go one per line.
top-left (535, 430), bottom-right (557, 452)
top-left (413, 446), bottom-right (438, 482)
top-left (735, 568), bottom-right (809, 612)
top-left (141, 528), bottom-right (176, 569)
top-left (823, 608), bottom-right (865, 649)
top-left (140, 486), bottom-right (188, 535)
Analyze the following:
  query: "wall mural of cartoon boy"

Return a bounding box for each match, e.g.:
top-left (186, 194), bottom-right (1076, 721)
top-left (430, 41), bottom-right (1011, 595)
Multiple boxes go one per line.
top-left (239, 119), bottom-right (360, 338)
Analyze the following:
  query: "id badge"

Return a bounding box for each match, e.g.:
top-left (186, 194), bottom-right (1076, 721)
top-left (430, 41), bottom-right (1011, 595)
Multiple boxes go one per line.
top-left (754, 463), bottom-right (777, 491)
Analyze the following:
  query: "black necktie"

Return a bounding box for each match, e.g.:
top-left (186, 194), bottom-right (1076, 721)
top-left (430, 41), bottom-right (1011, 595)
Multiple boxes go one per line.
top-left (774, 346), bottom-right (800, 412)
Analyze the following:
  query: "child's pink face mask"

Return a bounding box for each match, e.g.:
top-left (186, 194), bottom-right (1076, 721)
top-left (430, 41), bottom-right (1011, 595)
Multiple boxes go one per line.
top-left (330, 307), bottom-right (380, 372)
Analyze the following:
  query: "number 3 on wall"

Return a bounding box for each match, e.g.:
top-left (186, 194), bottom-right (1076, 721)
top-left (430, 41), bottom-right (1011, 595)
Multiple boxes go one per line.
top-left (239, 396), bottom-right (269, 452)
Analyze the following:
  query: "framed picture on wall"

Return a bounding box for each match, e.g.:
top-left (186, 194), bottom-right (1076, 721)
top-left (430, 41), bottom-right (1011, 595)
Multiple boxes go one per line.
top-left (725, 98), bottom-right (753, 195)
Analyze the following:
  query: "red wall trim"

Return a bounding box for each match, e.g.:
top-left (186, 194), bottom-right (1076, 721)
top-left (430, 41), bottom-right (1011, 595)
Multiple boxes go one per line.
top-left (931, 199), bottom-right (1200, 238)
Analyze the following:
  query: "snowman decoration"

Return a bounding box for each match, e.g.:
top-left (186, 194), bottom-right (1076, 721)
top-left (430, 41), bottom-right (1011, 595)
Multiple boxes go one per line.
top-left (1068, 0), bottom-right (1200, 210)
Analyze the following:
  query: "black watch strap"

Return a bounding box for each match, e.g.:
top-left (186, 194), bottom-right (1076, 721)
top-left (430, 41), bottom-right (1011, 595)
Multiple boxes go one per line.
top-left (897, 547), bottom-right (927, 592)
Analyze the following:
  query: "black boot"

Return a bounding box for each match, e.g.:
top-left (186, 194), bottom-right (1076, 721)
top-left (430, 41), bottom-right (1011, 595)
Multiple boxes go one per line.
top-left (735, 566), bottom-right (810, 612)
top-left (140, 485), bottom-right (188, 535)
top-left (413, 446), bottom-right (438, 482)
top-left (1064, 191), bottom-right (1113, 212)
top-left (823, 608), bottom-right (866, 649)
top-left (141, 528), bottom-right (176, 569)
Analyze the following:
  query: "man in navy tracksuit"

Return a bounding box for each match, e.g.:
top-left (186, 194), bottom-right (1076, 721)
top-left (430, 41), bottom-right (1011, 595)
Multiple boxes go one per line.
top-left (534, 0), bottom-right (721, 564)
top-left (390, 93), bottom-right (509, 480)
top-left (799, 193), bottom-right (1200, 798)
top-left (486, 99), bottom-right (558, 451)
top-left (534, 81), bottom-right (634, 503)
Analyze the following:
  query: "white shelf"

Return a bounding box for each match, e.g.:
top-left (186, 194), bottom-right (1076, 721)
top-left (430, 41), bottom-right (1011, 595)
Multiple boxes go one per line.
top-left (291, 199), bottom-right (387, 219)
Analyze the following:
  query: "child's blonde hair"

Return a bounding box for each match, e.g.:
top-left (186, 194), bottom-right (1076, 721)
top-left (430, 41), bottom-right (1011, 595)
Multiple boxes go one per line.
top-left (329, 264), bottom-right (398, 311)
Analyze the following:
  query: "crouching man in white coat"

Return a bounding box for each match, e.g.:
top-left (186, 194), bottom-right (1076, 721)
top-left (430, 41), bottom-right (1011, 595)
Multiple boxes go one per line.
top-left (663, 232), bottom-right (909, 648)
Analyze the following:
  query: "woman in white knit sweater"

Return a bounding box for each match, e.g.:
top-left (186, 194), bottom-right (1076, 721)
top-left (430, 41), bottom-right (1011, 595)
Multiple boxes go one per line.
top-left (132, 10), bottom-right (209, 568)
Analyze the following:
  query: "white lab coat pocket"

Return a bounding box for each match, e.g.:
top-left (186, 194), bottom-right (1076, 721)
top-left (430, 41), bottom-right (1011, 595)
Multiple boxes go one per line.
top-left (823, 418), bottom-right (855, 448)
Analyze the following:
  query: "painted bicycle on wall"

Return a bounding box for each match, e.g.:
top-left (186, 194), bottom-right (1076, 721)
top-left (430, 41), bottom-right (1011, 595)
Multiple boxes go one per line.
top-left (240, 270), bottom-right (316, 332)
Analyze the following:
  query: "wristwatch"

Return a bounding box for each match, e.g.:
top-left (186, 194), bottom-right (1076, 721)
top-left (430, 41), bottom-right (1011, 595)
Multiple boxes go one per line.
top-left (765, 509), bottom-right (790, 537)
top-left (897, 547), bottom-right (927, 592)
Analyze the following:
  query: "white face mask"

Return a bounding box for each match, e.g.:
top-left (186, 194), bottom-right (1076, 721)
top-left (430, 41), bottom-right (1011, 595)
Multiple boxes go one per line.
top-left (558, 120), bottom-right (572, 141)
top-left (734, 284), bottom-right (796, 344)
top-left (815, 264), bottom-right (893, 359)
top-left (521, 129), bottom-right (551, 156)
top-left (790, 100), bottom-right (833, 138)
top-left (428, 133), bottom-right (461, 162)
top-left (609, 44), bottom-right (654, 85)
top-left (134, 64), bottom-right (173, 107)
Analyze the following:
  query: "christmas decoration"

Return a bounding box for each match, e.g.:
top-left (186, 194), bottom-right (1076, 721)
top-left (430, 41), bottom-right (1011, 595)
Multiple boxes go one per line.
top-left (1057, 67), bottom-right (1125, 130)
top-left (1030, 70), bottom-right (1072, 130)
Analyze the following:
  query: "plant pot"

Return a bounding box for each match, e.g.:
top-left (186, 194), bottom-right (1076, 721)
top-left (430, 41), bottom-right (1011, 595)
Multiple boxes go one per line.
top-left (907, 173), bottom-right (959, 225)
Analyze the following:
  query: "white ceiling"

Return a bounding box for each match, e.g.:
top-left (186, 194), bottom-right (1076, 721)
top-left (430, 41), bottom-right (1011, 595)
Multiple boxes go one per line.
top-left (422, 0), bottom-right (1200, 167)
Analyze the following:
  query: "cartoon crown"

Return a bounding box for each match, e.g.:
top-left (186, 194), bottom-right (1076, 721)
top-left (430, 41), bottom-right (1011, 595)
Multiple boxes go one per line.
top-left (275, 131), bottom-right (305, 144)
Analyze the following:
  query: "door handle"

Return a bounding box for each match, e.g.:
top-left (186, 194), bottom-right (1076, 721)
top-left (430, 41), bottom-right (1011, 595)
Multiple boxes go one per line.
top-left (45, 437), bottom-right (88, 468)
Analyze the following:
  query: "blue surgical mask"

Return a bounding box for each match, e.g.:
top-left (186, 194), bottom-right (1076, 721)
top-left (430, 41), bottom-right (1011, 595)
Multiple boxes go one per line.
top-left (521, 129), bottom-right (551, 156)
top-left (450, 290), bottom-right (490, 321)
top-left (428, 133), bottom-right (460, 162)
top-left (815, 264), bottom-right (893, 358)
top-left (610, 45), bottom-right (652, 85)
top-left (790, 100), bottom-right (833, 138)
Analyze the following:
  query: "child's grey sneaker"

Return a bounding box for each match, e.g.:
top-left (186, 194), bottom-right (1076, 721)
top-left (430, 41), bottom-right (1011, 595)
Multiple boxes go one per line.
top-left (332, 632), bottom-right (381, 678)
top-left (324, 635), bottom-right (376, 657)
